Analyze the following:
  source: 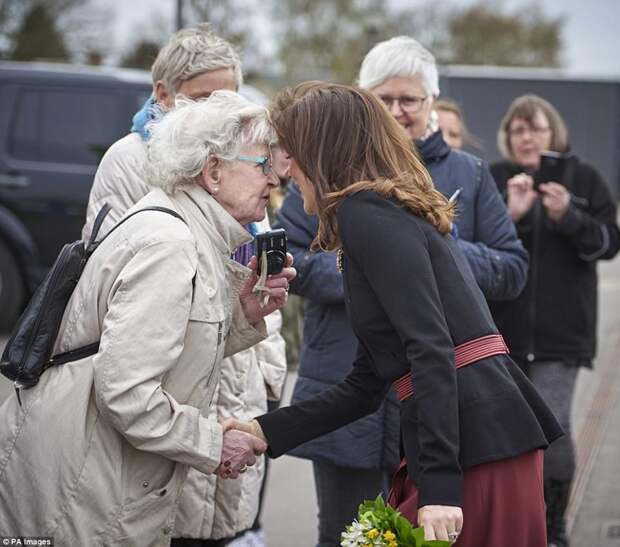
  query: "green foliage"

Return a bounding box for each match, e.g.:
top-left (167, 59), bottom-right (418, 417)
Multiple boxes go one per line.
top-left (438, 1), bottom-right (564, 67)
top-left (342, 495), bottom-right (452, 547)
top-left (10, 4), bottom-right (69, 62)
top-left (1, 0), bottom-right (566, 74)
top-left (120, 40), bottom-right (161, 70)
top-left (185, 0), bottom-right (270, 75)
top-left (273, 0), bottom-right (404, 84)
top-left (272, 0), bottom-right (564, 84)
top-left (187, 0), bottom-right (251, 50)
top-left (0, 0), bottom-right (97, 62)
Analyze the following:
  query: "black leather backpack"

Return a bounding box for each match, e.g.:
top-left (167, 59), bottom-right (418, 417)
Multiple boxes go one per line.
top-left (0, 204), bottom-right (186, 399)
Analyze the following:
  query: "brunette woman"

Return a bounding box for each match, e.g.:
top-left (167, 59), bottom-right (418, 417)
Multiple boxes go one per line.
top-left (225, 83), bottom-right (562, 546)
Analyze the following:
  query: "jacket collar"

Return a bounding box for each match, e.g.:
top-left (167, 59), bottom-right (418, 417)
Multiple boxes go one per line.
top-left (415, 130), bottom-right (451, 164)
top-left (175, 184), bottom-right (252, 257)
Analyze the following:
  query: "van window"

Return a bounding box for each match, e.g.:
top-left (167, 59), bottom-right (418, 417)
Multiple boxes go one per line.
top-left (9, 88), bottom-right (119, 165)
top-left (10, 90), bottom-right (39, 160)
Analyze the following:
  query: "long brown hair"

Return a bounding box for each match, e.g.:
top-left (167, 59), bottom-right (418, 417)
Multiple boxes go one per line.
top-left (271, 82), bottom-right (454, 251)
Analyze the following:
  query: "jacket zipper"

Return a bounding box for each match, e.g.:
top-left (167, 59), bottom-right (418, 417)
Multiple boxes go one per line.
top-left (526, 200), bottom-right (542, 364)
top-left (204, 321), bottom-right (224, 403)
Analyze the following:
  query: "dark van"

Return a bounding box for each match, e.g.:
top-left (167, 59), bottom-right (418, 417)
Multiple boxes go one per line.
top-left (0, 61), bottom-right (151, 330)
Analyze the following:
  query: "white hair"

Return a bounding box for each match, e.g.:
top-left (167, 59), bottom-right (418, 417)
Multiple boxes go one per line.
top-left (146, 90), bottom-right (275, 194)
top-left (358, 36), bottom-right (440, 97)
top-left (151, 23), bottom-right (243, 92)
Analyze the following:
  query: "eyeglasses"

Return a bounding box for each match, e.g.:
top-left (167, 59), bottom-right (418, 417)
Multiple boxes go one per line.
top-left (234, 155), bottom-right (273, 176)
top-left (508, 125), bottom-right (551, 139)
top-left (377, 94), bottom-right (428, 113)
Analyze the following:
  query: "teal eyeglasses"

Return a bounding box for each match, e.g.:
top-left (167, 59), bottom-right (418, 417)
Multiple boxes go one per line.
top-left (235, 155), bottom-right (273, 176)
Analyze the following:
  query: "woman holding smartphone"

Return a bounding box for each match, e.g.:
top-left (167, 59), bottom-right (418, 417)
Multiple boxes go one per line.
top-left (225, 83), bottom-right (563, 546)
top-left (490, 94), bottom-right (620, 547)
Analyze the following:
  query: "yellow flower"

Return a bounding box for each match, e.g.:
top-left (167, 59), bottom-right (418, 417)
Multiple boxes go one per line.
top-left (366, 528), bottom-right (380, 539)
top-left (383, 530), bottom-right (396, 541)
top-left (388, 541), bottom-right (398, 547)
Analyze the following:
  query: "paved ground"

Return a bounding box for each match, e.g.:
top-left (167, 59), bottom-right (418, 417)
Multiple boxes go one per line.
top-left (1, 256), bottom-right (619, 546)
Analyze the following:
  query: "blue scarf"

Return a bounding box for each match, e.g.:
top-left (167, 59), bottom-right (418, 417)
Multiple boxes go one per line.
top-left (131, 94), bottom-right (158, 141)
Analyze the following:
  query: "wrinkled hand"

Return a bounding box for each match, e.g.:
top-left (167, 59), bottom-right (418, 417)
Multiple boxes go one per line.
top-left (418, 504), bottom-right (463, 543)
top-left (216, 429), bottom-right (267, 479)
top-left (239, 253), bottom-right (296, 326)
top-left (539, 182), bottom-right (570, 222)
top-left (222, 418), bottom-right (267, 443)
top-left (507, 173), bottom-right (538, 222)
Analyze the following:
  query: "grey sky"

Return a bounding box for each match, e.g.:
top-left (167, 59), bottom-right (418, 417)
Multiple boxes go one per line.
top-left (104, 0), bottom-right (619, 76)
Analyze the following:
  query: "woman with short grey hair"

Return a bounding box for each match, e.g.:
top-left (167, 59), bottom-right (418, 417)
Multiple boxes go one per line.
top-left (83, 24), bottom-right (242, 240)
top-left (0, 91), bottom-right (295, 546)
top-left (151, 23), bottom-right (243, 96)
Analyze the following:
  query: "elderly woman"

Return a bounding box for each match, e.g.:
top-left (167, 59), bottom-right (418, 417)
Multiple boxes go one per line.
top-left (79, 25), bottom-right (287, 547)
top-left (490, 94), bottom-right (620, 547)
top-left (0, 91), bottom-right (294, 547)
top-left (226, 83), bottom-right (562, 546)
top-left (359, 36), bottom-right (527, 300)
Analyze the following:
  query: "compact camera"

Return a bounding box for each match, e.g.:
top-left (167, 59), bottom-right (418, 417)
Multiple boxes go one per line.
top-left (255, 229), bottom-right (287, 276)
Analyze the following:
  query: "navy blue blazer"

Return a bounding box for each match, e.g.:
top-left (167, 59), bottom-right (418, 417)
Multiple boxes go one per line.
top-left (275, 183), bottom-right (400, 471)
top-left (259, 191), bottom-right (562, 508)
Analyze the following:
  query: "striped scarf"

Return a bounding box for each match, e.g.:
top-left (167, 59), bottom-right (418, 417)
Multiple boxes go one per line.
top-left (233, 222), bottom-right (258, 266)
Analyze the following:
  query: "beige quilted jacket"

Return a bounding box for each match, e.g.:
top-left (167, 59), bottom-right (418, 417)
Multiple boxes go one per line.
top-left (0, 185), bottom-right (267, 546)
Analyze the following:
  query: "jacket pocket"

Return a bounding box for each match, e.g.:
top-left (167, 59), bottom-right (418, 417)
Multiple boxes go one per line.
top-left (113, 463), bottom-right (184, 545)
top-left (189, 283), bottom-right (227, 323)
top-left (188, 284), bottom-right (227, 360)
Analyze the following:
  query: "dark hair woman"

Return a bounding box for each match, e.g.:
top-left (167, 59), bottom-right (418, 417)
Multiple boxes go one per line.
top-left (225, 83), bottom-right (562, 546)
top-left (491, 94), bottom-right (620, 547)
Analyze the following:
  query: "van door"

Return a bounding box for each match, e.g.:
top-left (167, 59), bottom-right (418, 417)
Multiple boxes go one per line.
top-left (0, 83), bottom-right (124, 275)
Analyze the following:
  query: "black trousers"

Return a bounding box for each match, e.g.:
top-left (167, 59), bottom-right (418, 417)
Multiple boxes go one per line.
top-left (312, 460), bottom-right (391, 547)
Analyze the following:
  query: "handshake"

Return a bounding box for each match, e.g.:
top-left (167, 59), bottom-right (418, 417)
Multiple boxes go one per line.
top-left (216, 419), bottom-right (268, 479)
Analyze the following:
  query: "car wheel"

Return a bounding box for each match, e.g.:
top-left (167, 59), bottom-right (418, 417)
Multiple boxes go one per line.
top-left (0, 238), bottom-right (25, 333)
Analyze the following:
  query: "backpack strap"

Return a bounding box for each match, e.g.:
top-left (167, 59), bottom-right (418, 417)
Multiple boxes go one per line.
top-left (47, 206), bottom-right (189, 369)
top-left (45, 341), bottom-right (100, 369)
top-left (87, 205), bottom-right (186, 254)
top-left (87, 203), bottom-right (113, 251)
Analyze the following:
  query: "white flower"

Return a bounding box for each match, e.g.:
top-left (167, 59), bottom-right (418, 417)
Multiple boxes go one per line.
top-left (341, 520), bottom-right (370, 546)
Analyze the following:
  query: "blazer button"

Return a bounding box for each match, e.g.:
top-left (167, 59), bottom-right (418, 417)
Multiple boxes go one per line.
top-left (163, 526), bottom-right (172, 535)
top-left (142, 481), bottom-right (149, 488)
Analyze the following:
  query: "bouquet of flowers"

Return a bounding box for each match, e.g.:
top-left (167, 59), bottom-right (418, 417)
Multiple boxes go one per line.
top-left (341, 495), bottom-right (452, 547)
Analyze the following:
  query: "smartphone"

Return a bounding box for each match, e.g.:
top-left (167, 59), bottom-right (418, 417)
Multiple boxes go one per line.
top-left (534, 152), bottom-right (568, 190)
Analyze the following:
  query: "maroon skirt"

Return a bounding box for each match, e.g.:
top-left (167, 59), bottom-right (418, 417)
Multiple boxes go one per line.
top-left (387, 450), bottom-right (546, 547)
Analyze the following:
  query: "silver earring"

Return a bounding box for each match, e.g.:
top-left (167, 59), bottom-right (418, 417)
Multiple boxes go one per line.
top-left (212, 186), bottom-right (219, 194)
